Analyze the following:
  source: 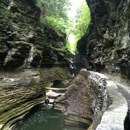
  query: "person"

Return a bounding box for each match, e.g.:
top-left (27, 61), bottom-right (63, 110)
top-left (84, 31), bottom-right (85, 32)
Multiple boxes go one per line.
top-left (45, 98), bottom-right (49, 105)
top-left (87, 66), bottom-right (92, 71)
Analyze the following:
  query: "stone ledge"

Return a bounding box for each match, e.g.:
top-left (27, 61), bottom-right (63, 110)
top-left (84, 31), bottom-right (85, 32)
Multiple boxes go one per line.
top-left (89, 72), bottom-right (128, 130)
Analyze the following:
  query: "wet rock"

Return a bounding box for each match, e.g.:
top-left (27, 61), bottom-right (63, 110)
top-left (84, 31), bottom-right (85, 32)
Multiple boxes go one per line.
top-left (46, 90), bottom-right (64, 98)
top-left (0, 0), bottom-right (73, 129)
top-left (0, 67), bottom-right (70, 129)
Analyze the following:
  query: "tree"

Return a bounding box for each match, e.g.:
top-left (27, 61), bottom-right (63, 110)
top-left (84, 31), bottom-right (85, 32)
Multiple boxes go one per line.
top-left (74, 2), bottom-right (91, 39)
top-left (34, 0), bottom-right (71, 32)
top-left (66, 1), bottom-right (91, 53)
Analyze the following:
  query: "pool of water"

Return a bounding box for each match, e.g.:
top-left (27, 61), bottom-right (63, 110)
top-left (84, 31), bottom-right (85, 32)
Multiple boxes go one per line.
top-left (12, 108), bottom-right (86, 130)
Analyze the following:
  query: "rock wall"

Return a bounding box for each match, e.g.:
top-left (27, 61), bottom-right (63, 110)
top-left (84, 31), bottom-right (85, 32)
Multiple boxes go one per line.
top-left (0, 1), bottom-right (70, 129)
top-left (0, 67), bottom-right (70, 130)
top-left (77, 0), bottom-right (130, 78)
top-left (0, 0), bottom-right (67, 69)
top-left (76, 1), bottom-right (130, 129)
top-left (55, 69), bottom-right (127, 129)
top-left (55, 70), bottom-right (93, 128)
top-left (55, 69), bottom-right (112, 129)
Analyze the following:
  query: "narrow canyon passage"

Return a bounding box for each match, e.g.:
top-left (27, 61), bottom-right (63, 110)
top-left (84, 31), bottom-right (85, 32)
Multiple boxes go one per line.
top-left (0, 0), bottom-right (130, 130)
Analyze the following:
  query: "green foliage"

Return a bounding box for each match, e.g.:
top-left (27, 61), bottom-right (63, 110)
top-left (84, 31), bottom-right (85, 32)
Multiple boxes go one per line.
top-left (75, 2), bottom-right (90, 38)
top-left (36, 0), bottom-right (70, 18)
top-left (66, 1), bottom-right (91, 54)
top-left (0, 7), bottom-right (10, 14)
top-left (34, 0), bottom-right (70, 32)
top-left (66, 34), bottom-right (77, 53)
top-left (33, 0), bottom-right (90, 54)
top-left (43, 16), bottom-right (67, 32)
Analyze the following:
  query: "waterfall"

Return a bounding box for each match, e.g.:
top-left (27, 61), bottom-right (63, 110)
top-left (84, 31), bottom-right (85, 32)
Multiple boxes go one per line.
top-left (7, 0), bottom-right (14, 10)
top-left (22, 46), bottom-right (35, 68)
top-left (3, 45), bottom-right (35, 68)
top-left (28, 46), bottom-right (34, 63)
top-left (68, 54), bottom-right (76, 76)
top-left (3, 50), bottom-right (11, 66)
top-left (3, 48), bottom-right (17, 66)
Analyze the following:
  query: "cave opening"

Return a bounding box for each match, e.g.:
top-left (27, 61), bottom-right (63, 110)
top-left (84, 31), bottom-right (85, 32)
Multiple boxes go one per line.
top-left (52, 80), bottom-right (69, 88)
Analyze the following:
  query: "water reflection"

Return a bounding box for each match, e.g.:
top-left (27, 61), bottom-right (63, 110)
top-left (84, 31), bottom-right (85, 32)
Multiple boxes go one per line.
top-left (13, 108), bottom-right (86, 130)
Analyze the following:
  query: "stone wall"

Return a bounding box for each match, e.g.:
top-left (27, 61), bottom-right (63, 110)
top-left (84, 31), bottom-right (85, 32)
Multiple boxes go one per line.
top-left (76, 0), bottom-right (130, 128)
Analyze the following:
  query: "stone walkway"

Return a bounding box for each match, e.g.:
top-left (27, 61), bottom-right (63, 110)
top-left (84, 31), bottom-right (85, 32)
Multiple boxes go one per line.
top-left (117, 84), bottom-right (130, 110)
top-left (93, 72), bottom-right (128, 130)
top-left (104, 73), bottom-right (130, 110)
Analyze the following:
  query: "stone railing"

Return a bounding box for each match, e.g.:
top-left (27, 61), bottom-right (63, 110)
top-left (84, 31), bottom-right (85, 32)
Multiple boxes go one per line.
top-left (87, 70), bottom-right (128, 130)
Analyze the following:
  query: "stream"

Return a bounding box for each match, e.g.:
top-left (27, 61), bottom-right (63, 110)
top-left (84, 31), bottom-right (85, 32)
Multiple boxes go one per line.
top-left (5, 51), bottom-right (87, 130)
top-left (11, 108), bottom-right (86, 130)
top-left (10, 67), bottom-right (86, 130)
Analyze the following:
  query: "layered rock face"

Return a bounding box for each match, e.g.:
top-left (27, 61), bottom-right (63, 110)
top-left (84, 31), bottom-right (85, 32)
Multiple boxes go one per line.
top-left (77, 0), bottom-right (130, 78)
top-left (0, 0), bottom-right (67, 69)
top-left (0, 0), bottom-right (69, 129)
top-left (0, 67), bottom-right (70, 130)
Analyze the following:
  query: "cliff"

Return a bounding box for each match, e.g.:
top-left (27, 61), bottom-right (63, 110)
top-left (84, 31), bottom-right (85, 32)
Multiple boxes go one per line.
top-left (76, 1), bottom-right (130, 129)
top-left (77, 0), bottom-right (130, 78)
top-left (0, 0), bottom-right (67, 69)
top-left (0, 0), bottom-right (130, 129)
top-left (0, 0), bottom-right (70, 129)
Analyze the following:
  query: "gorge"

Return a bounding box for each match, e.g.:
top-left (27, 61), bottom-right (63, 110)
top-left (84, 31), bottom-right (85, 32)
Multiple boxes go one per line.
top-left (0, 0), bottom-right (130, 130)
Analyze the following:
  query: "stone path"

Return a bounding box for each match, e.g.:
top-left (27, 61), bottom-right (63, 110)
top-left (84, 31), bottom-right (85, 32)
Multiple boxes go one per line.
top-left (93, 72), bottom-right (128, 130)
top-left (104, 73), bottom-right (130, 110)
top-left (117, 84), bottom-right (130, 110)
